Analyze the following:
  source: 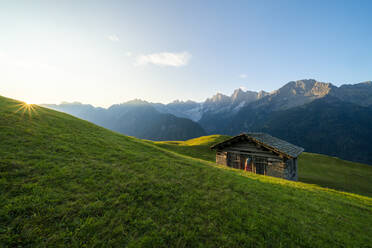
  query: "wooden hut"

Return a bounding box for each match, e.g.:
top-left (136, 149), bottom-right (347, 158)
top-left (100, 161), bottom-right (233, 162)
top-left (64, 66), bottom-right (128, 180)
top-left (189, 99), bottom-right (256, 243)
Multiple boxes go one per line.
top-left (211, 133), bottom-right (304, 181)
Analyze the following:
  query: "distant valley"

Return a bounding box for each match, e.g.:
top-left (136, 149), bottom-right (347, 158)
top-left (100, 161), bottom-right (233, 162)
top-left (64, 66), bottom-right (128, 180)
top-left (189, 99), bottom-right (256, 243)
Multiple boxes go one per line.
top-left (43, 79), bottom-right (372, 165)
top-left (44, 100), bottom-right (205, 141)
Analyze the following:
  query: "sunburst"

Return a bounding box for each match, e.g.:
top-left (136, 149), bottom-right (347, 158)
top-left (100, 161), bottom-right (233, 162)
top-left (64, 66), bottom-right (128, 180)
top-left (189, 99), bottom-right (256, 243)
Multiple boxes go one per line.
top-left (14, 102), bottom-right (39, 118)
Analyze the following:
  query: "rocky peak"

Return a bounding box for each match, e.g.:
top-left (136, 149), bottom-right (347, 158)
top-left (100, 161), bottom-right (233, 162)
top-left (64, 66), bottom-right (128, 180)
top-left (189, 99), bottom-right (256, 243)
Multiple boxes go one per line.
top-left (60, 101), bottom-right (84, 105)
top-left (257, 90), bottom-right (270, 99)
top-left (108, 99), bottom-right (151, 113)
top-left (231, 88), bottom-right (244, 100)
top-left (231, 88), bottom-right (261, 104)
top-left (248, 79), bottom-right (337, 111)
top-left (206, 93), bottom-right (230, 103)
top-left (334, 80), bottom-right (372, 106)
top-left (169, 99), bottom-right (198, 105)
top-left (277, 79), bottom-right (335, 97)
top-left (123, 99), bottom-right (150, 105)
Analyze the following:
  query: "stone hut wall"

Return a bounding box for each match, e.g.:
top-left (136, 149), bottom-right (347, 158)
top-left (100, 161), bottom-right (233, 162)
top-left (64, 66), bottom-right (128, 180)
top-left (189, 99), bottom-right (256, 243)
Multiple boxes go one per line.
top-left (284, 158), bottom-right (298, 181)
top-left (216, 151), bottom-right (227, 166)
top-left (266, 159), bottom-right (286, 178)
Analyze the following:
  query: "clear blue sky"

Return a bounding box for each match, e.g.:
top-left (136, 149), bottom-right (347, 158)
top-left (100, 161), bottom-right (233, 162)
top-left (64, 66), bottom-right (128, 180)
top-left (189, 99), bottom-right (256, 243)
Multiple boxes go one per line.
top-left (1, 0), bottom-right (371, 106)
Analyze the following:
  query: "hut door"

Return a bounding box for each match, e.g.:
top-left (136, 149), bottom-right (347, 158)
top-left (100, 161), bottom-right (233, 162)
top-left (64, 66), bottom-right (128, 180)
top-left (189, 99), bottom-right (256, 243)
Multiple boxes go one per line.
top-left (239, 155), bottom-right (245, 170)
top-left (256, 163), bottom-right (265, 175)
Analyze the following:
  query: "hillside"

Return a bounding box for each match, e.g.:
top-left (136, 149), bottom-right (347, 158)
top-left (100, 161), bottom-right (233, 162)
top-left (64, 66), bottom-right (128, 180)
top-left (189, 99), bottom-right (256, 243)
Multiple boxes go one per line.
top-left (1, 96), bottom-right (372, 247)
top-left (256, 96), bottom-right (372, 165)
top-left (154, 135), bottom-right (230, 161)
top-left (154, 135), bottom-right (372, 197)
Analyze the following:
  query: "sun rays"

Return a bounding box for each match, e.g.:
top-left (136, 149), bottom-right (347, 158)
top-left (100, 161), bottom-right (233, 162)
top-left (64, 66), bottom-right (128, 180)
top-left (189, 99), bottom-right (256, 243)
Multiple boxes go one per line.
top-left (14, 102), bottom-right (39, 118)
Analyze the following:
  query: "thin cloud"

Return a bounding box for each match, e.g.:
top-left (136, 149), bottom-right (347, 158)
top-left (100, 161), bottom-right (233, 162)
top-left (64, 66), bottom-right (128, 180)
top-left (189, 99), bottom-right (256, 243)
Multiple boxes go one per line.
top-left (239, 74), bottom-right (247, 78)
top-left (108, 35), bottom-right (119, 42)
top-left (125, 51), bottom-right (132, 57)
top-left (135, 52), bottom-right (191, 67)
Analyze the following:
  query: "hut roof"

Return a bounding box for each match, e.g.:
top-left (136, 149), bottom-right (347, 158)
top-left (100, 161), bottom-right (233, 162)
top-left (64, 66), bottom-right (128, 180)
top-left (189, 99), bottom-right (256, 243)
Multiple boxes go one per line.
top-left (210, 133), bottom-right (304, 158)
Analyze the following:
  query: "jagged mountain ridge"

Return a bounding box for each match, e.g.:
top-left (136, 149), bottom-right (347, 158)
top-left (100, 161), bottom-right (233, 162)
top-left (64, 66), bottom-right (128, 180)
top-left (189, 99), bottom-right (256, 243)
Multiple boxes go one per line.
top-left (248, 79), bottom-right (336, 111)
top-left (198, 79), bottom-right (334, 133)
top-left (152, 100), bottom-right (203, 122)
top-left (334, 81), bottom-right (372, 107)
top-left (199, 79), bottom-right (372, 132)
top-left (43, 79), bottom-right (372, 130)
top-left (43, 79), bottom-right (372, 164)
top-left (155, 79), bottom-right (372, 123)
top-left (245, 79), bottom-right (372, 111)
top-left (153, 88), bottom-right (269, 121)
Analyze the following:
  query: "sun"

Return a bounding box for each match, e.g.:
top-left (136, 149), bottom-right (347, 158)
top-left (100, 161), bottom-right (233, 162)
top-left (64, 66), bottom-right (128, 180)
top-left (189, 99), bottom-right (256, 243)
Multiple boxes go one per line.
top-left (14, 101), bottom-right (39, 118)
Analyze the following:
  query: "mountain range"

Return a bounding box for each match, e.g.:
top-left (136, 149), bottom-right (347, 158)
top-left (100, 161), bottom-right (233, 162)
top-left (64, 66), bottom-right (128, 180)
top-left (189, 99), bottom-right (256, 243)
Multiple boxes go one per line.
top-left (44, 100), bottom-right (206, 141)
top-left (43, 79), bottom-right (372, 165)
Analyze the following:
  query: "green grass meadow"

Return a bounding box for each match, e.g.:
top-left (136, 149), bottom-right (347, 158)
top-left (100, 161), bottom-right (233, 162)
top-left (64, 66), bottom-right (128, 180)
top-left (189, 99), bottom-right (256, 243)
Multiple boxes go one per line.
top-left (154, 136), bottom-right (372, 198)
top-left (1, 95), bottom-right (372, 247)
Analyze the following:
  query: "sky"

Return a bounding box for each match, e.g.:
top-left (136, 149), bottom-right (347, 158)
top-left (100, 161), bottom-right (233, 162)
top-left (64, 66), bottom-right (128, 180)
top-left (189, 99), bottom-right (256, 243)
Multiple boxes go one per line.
top-left (1, 0), bottom-right (371, 107)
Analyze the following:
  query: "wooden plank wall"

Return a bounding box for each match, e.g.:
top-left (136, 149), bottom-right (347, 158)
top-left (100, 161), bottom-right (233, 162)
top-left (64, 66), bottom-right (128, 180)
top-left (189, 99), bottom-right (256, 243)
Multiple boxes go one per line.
top-left (266, 160), bottom-right (286, 178)
top-left (215, 140), bottom-right (298, 181)
top-left (221, 141), bottom-right (282, 161)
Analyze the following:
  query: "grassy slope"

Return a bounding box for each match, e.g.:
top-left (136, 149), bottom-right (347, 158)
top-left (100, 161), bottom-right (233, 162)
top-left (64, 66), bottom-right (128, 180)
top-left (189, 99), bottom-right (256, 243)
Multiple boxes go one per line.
top-left (299, 153), bottom-right (372, 197)
top-left (153, 135), bottom-right (230, 162)
top-left (154, 136), bottom-right (372, 198)
top-left (1, 95), bottom-right (372, 247)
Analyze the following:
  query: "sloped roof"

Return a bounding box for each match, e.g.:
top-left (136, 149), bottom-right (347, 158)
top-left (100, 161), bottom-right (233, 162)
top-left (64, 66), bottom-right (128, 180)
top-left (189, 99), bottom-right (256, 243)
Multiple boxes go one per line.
top-left (211, 133), bottom-right (304, 158)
